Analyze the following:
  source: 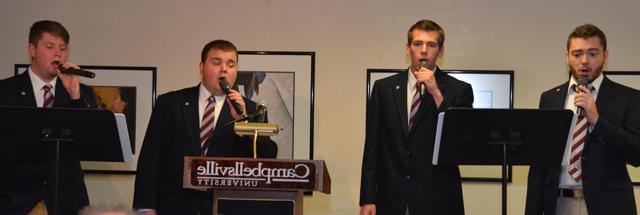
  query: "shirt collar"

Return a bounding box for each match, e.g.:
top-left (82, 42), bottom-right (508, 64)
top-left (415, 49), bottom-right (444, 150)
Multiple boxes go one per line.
top-left (568, 73), bottom-right (603, 93)
top-left (198, 83), bottom-right (226, 104)
top-left (28, 66), bottom-right (57, 92)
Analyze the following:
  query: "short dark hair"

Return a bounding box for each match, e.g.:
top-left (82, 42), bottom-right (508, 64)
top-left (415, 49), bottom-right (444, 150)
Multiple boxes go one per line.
top-left (29, 20), bottom-right (70, 46)
top-left (407, 19), bottom-right (445, 47)
top-left (200, 39), bottom-right (238, 63)
top-left (567, 23), bottom-right (607, 51)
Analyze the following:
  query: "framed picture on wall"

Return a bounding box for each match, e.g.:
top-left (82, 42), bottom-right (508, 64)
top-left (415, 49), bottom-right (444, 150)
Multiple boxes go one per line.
top-left (604, 71), bottom-right (640, 186)
top-left (236, 51), bottom-right (315, 160)
top-left (15, 64), bottom-right (156, 174)
top-left (366, 68), bottom-right (514, 182)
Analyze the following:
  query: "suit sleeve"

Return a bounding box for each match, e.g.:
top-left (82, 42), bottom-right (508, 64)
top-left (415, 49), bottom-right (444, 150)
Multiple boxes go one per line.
top-left (253, 114), bottom-right (278, 158)
top-left (525, 164), bottom-right (547, 215)
top-left (359, 82), bottom-right (382, 205)
top-left (591, 90), bottom-right (640, 166)
top-left (524, 92), bottom-right (552, 215)
top-left (437, 81), bottom-right (474, 112)
top-left (133, 95), bottom-right (167, 210)
top-left (234, 99), bottom-right (278, 158)
top-left (69, 84), bottom-right (97, 108)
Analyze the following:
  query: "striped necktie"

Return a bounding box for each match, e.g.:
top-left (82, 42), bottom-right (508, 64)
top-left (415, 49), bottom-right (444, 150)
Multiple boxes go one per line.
top-left (568, 84), bottom-right (594, 182)
top-left (200, 96), bottom-right (216, 155)
top-left (409, 83), bottom-right (421, 130)
top-left (42, 84), bottom-right (54, 108)
top-left (569, 115), bottom-right (587, 181)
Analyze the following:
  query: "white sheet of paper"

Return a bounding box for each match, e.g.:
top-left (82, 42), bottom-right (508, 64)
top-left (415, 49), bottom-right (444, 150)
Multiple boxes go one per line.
top-left (432, 112), bottom-right (446, 165)
top-left (114, 113), bottom-right (133, 162)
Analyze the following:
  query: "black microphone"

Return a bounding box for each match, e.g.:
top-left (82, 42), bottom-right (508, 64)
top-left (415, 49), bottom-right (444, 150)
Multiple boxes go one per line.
top-left (58, 65), bottom-right (95, 79)
top-left (251, 101), bottom-right (267, 123)
top-left (576, 77), bottom-right (589, 116)
top-left (219, 78), bottom-right (244, 115)
top-left (220, 102), bottom-right (267, 129)
top-left (418, 60), bottom-right (430, 96)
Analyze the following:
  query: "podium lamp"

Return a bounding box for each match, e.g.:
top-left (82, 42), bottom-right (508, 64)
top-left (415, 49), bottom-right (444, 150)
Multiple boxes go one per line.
top-left (234, 122), bottom-right (279, 159)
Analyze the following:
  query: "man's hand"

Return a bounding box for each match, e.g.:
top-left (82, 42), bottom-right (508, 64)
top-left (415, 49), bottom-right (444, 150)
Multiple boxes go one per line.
top-left (225, 89), bottom-right (246, 119)
top-left (56, 62), bottom-right (81, 100)
top-left (574, 85), bottom-right (599, 125)
top-left (360, 204), bottom-right (376, 215)
top-left (413, 67), bottom-right (443, 108)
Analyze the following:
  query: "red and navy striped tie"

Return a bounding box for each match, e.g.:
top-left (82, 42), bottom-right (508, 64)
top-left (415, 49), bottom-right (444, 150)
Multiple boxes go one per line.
top-left (200, 96), bottom-right (216, 155)
top-left (569, 115), bottom-right (587, 181)
top-left (409, 84), bottom-right (421, 130)
top-left (42, 84), bottom-right (54, 108)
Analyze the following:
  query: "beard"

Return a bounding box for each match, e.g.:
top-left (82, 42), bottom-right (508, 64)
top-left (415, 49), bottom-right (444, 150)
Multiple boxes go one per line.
top-left (570, 63), bottom-right (604, 83)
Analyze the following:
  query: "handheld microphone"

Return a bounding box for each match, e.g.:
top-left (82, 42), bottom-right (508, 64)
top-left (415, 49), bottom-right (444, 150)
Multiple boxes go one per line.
top-left (418, 60), bottom-right (430, 96)
top-left (576, 77), bottom-right (589, 116)
top-left (220, 101), bottom-right (268, 129)
top-left (252, 101), bottom-right (267, 123)
top-left (58, 65), bottom-right (95, 79)
top-left (219, 78), bottom-right (244, 115)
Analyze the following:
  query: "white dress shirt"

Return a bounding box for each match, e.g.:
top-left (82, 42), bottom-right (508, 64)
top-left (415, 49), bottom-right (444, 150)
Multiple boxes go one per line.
top-left (558, 74), bottom-right (603, 188)
top-left (406, 65), bottom-right (439, 126)
top-left (27, 67), bottom-right (57, 108)
top-left (198, 84), bottom-right (226, 129)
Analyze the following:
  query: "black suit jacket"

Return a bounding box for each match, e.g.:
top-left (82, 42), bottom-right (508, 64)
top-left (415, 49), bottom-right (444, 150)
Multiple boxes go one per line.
top-left (360, 68), bottom-right (473, 215)
top-left (525, 76), bottom-right (640, 215)
top-left (0, 71), bottom-right (96, 215)
top-left (132, 85), bottom-right (278, 214)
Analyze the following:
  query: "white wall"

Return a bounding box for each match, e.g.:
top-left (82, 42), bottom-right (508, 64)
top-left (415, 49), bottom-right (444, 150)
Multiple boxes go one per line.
top-left (1, 0), bottom-right (639, 214)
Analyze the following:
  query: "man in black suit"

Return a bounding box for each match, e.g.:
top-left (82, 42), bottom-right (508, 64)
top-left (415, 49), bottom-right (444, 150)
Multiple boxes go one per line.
top-left (525, 24), bottom-right (640, 215)
top-left (0, 20), bottom-right (96, 214)
top-left (359, 19), bottom-right (473, 215)
top-left (133, 40), bottom-right (278, 215)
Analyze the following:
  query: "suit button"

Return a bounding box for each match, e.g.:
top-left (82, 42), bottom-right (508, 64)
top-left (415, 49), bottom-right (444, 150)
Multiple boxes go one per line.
top-left (405, 150), bottom-right (411, 155)
top-left (406, 175), bottom-right (411, 180)
top-left (43, 181), bottom-right (47, 185)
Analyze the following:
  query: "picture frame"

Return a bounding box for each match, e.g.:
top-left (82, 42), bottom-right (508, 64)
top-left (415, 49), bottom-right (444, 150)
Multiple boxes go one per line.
top-left (15, 64), bottom-right (156, 174)
top-left (237, 51), bottom-right (315, 160)
top-left (604, 71), bottom-right (640, 186)
top-left (366, 68), bottom-right (514, 182)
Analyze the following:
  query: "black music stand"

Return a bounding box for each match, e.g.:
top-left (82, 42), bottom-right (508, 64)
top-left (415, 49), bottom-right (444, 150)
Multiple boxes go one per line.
top-left (432, 108), bottom-right (574, 215)
top-left (0, 106), bottom-right (127, 215)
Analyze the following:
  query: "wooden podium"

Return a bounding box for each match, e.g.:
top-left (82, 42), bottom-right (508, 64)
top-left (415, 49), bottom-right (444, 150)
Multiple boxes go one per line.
top-left (183, 157), bottom-right (331, 215)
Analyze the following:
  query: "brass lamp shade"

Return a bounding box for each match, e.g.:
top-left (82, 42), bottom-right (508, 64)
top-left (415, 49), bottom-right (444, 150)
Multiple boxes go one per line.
top-left (234, 122), bottom-right (279, 136)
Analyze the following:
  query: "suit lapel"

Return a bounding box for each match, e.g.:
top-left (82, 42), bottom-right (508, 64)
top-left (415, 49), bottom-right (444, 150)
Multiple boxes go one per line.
top-left (206, 98), bottom-right (235, 154)
top-left (409, 68), bottom-right (443, 134)
top-left (17, 71), bottom-right (37, 107)
top-left (53, 78), bottom-right (71, 107)
top-left (548, 82), bottom-right (569, 109)
top-left (594, 76), bottom-right (614, 115)
top-left (182, 86), bottom-right (202, 155)
top-left (393, 71), bottom-right (410, 138)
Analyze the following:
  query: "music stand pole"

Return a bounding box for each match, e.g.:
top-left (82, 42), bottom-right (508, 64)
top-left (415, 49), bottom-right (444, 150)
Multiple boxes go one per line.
top-left (502, 144), bottom-right (507, 215)
top-left (41, 128), bottom-right (74, 215)
top-left (488, 131), bottom-right (522, 215)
